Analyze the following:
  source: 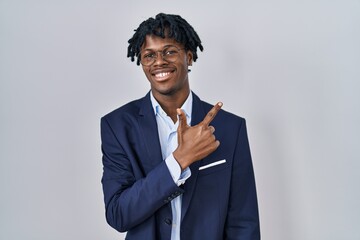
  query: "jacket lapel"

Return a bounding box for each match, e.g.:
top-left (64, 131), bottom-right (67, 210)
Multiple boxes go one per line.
top-left (137, 92), bottom-right (207, 220)
top-left (181, 92), bottom-right (206, 221)
top-left (137, 93), bottom-right (163, 175)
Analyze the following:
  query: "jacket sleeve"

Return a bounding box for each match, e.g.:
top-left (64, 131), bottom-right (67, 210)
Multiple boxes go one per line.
top-left (100, 117), bottom-right (184, 232)
top-left (225, 119), bottom-right (261, 240)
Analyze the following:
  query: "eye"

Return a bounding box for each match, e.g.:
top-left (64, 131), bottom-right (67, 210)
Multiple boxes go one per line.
top-left (143, 52), bottom-right (155, 59)
top-left (164, 48), bottom-right (179, 56)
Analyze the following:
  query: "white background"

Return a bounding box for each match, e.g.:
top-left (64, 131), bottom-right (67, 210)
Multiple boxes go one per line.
top-left (1, 0), bottom-right (359, 239)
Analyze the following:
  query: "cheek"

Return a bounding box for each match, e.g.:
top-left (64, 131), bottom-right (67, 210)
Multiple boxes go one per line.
top-left (179, 62), bottom-right (189, 74)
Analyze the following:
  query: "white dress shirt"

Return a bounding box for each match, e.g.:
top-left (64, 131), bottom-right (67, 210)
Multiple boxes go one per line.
top-left (150, 92), bottom-right (192, 240)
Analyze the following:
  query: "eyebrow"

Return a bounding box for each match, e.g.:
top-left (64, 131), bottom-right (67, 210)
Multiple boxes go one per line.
top-left (142, 44), bottom-right (177, 52)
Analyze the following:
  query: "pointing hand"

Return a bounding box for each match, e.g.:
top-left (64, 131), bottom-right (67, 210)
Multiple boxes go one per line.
top-left (173, 102), bottom-right (223, 170)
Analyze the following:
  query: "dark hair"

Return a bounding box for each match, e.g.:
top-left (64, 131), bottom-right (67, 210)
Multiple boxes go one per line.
top-left (127, 13), bottom-right (203, 65)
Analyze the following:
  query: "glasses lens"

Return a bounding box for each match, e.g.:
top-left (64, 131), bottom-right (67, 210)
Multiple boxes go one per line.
top-left (140, 52), bottom-right (155, 66)
top-left (162, 47), bottom-right (180, 63)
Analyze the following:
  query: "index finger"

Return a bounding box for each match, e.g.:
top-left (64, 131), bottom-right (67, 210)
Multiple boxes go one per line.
top-left (201, 102), bottom-right (223, 126)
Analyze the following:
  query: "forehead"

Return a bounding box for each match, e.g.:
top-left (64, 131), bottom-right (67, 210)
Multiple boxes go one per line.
top-left (141, 34), bottom-right (183, 51)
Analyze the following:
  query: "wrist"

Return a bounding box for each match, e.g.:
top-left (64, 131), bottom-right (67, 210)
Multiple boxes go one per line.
top-left (173, 149), bottom-right (191, 171)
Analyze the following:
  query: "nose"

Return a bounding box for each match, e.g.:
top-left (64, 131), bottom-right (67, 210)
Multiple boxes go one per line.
top-left (153, 52), bottom-right (167, 66)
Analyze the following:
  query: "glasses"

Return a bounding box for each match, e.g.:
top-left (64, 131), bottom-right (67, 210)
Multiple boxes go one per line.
top-left (140, 46), bottom-right (184, 66)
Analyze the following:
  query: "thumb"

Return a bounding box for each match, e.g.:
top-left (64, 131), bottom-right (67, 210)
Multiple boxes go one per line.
top-left (177, 108), bottom-right (188, 132)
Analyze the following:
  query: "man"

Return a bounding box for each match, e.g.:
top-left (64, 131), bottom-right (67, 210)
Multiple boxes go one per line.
top-left (101, 13), bottom-right (260, 240)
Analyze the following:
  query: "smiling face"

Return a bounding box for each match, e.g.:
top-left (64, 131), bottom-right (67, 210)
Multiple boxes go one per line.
top-left (140, 34), bottom-right (193, 101)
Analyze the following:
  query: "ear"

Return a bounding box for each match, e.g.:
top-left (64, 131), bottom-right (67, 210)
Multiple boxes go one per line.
top-left (186, 50), bottom-right (193, 66)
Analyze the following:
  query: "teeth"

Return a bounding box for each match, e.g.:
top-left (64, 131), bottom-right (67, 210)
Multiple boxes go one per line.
top-left (155, 72), bottom-right (170, 78)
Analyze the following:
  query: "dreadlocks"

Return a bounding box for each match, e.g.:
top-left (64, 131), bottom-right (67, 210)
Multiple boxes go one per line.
top-left (127, 13), bottom-right (204, 65)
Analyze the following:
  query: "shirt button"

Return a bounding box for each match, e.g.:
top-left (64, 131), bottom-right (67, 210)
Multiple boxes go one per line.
top-left (164, 218), bottom-right (172, 225)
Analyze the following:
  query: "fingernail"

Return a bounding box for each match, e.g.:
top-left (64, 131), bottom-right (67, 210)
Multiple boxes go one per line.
top-left (176, 108), bottom-right (181, 115)
top-left (218, 102), bottom-right (223, 107)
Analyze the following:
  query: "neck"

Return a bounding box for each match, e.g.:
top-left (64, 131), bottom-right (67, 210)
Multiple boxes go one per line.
top-left (153, 89), bottom-right (190, 123)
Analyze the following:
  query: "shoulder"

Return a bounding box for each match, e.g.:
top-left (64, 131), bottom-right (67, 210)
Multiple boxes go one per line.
top-left (101, 94), bottom-right (149, 124)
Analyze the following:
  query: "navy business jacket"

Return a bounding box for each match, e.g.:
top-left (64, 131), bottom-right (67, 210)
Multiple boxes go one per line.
top-left (101, 92), bottom-right (260, 240)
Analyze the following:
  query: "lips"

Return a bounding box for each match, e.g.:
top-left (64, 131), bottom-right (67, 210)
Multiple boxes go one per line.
top-left (151, 68), bottom-right (175, 81)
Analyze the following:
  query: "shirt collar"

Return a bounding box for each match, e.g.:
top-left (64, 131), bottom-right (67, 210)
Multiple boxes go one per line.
top-left (150, 91), bottom-right (193, 119)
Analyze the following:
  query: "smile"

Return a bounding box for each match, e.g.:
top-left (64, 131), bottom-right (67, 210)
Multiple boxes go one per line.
top-left (152, 69), bottom-right (175, 81)
top-left (155, 72), bottom-right (171, 78)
